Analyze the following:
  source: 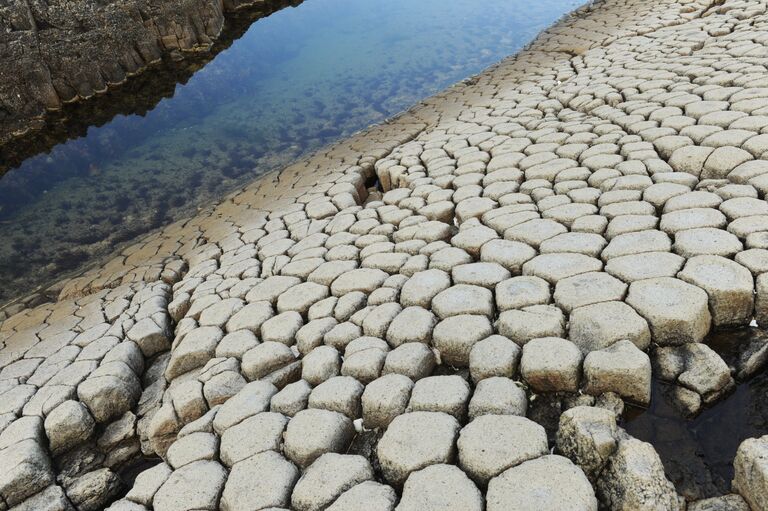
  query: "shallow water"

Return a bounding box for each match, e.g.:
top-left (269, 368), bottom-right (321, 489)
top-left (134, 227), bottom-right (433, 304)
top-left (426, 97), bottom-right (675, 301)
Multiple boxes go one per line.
top-left (625, 328), bottom-right (768, 501)
top-left (0, 0), bottom-right (582, 303)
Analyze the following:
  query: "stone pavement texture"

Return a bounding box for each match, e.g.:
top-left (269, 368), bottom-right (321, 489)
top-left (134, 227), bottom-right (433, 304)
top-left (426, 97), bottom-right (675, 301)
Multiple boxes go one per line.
top-left (4, 0), bottom-right (768, 509)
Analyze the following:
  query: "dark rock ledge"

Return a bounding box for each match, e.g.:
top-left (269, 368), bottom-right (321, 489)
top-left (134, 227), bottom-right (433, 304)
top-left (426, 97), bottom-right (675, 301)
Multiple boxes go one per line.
top-left (0, 0), bottom-right (300, 149)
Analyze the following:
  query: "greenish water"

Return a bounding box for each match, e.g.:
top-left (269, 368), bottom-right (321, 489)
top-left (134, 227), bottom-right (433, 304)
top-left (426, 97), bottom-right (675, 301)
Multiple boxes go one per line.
top-left (0, 0), bottom-right (582, 302)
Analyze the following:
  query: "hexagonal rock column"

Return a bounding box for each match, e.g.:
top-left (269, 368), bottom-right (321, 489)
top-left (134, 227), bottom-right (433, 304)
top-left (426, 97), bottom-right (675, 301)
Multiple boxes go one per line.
top-left (582, 340), bottom-right (652, 406)
top-left (486, 455), bottom-right (598, 511)
top-left (568, 301), bottom-right (651, 353)
top-left (377, 411), bottom-right (460, 486)
top-left (396, 464), bottom-right (483, 511)
top-left (626, 277), bottom-right (711, 345)
top-left (677, 255), bottom-right (754, 327)
top-left (457, 415), bottom-right (548, 485)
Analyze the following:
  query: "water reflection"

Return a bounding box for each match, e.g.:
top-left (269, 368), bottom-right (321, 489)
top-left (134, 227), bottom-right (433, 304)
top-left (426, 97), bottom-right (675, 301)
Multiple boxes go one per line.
top-left (0, 0), bottom-right (581, 303)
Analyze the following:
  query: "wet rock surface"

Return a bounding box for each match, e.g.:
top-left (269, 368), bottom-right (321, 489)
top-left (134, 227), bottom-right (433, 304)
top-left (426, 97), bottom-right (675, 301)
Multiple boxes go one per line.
top-left (4, 0), bottom-right (768, 508)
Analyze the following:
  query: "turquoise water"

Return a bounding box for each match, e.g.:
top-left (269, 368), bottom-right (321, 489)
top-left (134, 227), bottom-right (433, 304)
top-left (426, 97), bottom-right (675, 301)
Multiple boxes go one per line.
top-left (0, 0), bottom-right (582, 302)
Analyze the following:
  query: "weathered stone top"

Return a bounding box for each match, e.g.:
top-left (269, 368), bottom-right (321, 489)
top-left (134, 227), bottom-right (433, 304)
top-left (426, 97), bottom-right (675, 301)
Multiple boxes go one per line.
top-left (2, 0), bottom-right (768, 509)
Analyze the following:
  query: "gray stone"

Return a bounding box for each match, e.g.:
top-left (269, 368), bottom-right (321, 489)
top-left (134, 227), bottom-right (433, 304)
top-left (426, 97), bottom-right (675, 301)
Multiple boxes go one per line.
top-left (458, 415), bottom-right (548, 484)
top-left (486, 455), bottom-right (597, 511)
top-left (212, 380), bottom-right (278, 434)
top-left (0, 439), bottom-right (53, 506)
top-left (583, 340), bottom-right (651, 406)
top-left (568, 301), bottom-right (651, 353)
top-left (605, 252), bottom-right (686, 282)
top-left (308, 376), bottom-right (364, 419)
top-left (301, 346), bottom-right (341, 386)
top-left (469, 335), bottom-right (520, 383)
top-left (44, 400), bottom-right (95, 453)
top-left (270, 380), bottom-right (312, 417)
top-left (602, 230), bottom-right (671, 260)
top-left (432, 315), bottom-right (493, 367)
top-left (678, 255), bottom-right (754, 327)
top-left (396, 464), bottom-right (483, 511)
top-left (124, 462), bottom-right (172, 506)
top-left (553, 272), bottom-right (627, 313)
top-left (377, 411), bottom-right (460, 485)
top-left (688, 495), bottom-right (750, 511)
top-left (626, 277), bottom-right (712, 345)
top-left (452, 263), bottom-right (511, 289)
top-left (522, 253), bottom-right (603, 284)
top-left (291, 454), bottom-right (373, 511)
top-left (165, 326), bottom-right (222, 381)
top-left (242, 341), bottom-right (296, 381)
top-left (399, 270), bottom-right (451, 308)
top-left (407, 376), bottom-right (470, 421)
top-left (283, 409), bottom-right (355, 467)
top-left (496, 306), bottom-right (566, 346)
top-left (65, 468), bottom-right (122, 511)
top-left (166, 432), bottom-right (218, 469)
top-left (386, 306), bottom-right (437, 347)
top-left (520, 337), bottom-right (582, 393)
top-left (77, 362), bottom-right (142, 423)
top-left (556, 406), bottom-right (618, 481)
top-left (260, 311), bottom-right (303, 345)
top-left (152, 460), bottom-right (228, 511)
top-left (383, 343), bottom-right (436, 381)
top-left (596, 439), bottom-right (680, 511)
top-left (220, 412), bottom-right (288, 467)
top-left (480, 239), bottom-right (537, 274)
top-left (10, 485), bottom-right (74, 511)
top-left (674, 228), bottom-right (743, 258)
top-left (220, 451), bottom-right (299, 511)
top-left (326, 481), bottom-right (396, 511)
top-left (495, 276), bottom-right (551, 311)
top-left (432, 285), bottom-right (494, 319)
top-left (362, 374), bottom-right (414, 429)
top-left (468, 377), bottom-right (526, 420)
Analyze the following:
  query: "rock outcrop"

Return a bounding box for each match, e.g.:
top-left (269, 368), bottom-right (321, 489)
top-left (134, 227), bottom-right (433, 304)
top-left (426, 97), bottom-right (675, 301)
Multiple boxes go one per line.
top-left (0, 0), bottom-right (302, 149)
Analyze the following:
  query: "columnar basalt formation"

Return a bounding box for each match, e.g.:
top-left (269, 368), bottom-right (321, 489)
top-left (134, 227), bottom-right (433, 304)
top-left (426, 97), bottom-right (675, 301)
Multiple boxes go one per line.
top-left (5, 0), bottom-right (768, 509)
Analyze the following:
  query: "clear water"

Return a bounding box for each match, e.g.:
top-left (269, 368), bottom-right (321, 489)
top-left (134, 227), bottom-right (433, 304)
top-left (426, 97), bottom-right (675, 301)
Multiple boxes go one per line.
top-left (0, 0), bottom-right (582, 302)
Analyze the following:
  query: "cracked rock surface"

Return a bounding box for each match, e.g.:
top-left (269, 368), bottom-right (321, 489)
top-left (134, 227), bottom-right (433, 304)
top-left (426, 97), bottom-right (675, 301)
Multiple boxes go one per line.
top-left (4, 0), bottom-right (768, 509)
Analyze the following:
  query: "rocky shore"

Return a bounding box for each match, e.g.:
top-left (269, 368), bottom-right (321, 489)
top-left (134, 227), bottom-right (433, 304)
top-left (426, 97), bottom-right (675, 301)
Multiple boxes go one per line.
top-left (4, 0), bottom-right (768, 509)
top-left (0, 0), bottom-right (301, 149)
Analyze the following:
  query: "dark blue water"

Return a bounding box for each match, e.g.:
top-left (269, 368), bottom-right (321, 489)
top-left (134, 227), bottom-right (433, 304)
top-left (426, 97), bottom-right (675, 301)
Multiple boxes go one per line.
top-left (0, 0), bottom-right (582, 302)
